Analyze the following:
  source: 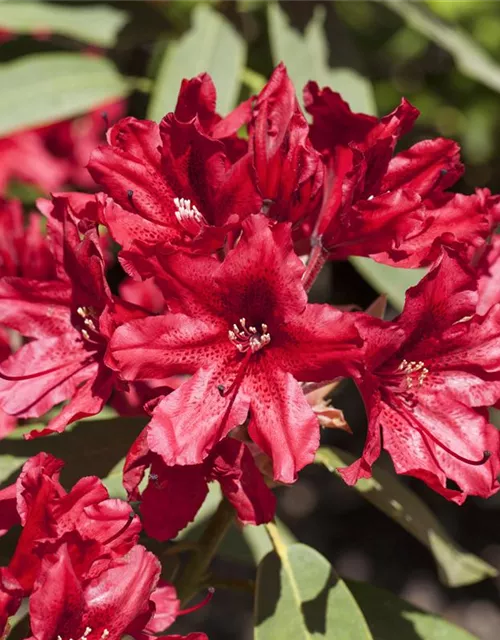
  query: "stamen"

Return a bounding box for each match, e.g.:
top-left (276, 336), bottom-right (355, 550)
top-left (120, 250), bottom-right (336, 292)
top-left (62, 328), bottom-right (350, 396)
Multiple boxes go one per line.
top-left (102, 512), bottom-right (135, 545)
top-left (178, 587), bottom-right (215, 616)
top-left (228, 318), bottom-right (271, 354)
top-left (397, 359), bottom-right (429, 389)
top-left (393, 397), bottom-right (493, 467)
top-left (173, 197), bottom-right (207, 235)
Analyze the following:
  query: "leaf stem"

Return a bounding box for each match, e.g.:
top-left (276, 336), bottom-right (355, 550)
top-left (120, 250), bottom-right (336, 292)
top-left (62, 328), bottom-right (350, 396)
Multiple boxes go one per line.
top-left (175, 497), bottom-right (235, 606)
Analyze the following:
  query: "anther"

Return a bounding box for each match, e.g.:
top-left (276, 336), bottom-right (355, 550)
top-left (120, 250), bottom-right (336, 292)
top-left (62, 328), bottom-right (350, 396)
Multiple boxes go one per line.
top-left (127, 189), bottom-right (134, 203)
top-left (81, 329), bottom-right (90, 341)
top-left (217, 384), bottom-right (225, 396)
top-left (440, 168), bottom-right (448, 177)
top-left (228, 318), bottom-right (271, 354)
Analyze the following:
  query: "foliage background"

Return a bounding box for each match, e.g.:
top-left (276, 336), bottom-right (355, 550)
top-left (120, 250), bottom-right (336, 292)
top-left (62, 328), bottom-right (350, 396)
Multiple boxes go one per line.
top-left (1, 1), bottom-right (500, 638)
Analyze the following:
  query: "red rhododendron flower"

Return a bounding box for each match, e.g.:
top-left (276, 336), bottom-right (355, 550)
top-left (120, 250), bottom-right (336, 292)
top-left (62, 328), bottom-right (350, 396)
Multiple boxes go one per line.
top-left (478, 235), bottom-right (500, 315)
top-left (123, 430), bottom-right (276, 540)
top-left (0, 198), bottom-right (145, 435)
top-left (247, 63), bottom-right (324, 228)
top-left (0, 453), bottom-right (142, 634)
top-left (110, 215), bottom-right (362, 482)
top-left (0, 102), bottom-right (124, 195)
top-left (88, 75), bottom-right (258, 260)
top-left (341, 250), bottom-right (500, 503)
top-left (304, 82), bottom-right (492, 266)
top-left (0, 198), bottom-right (55, 280)
top-left (27, 544), bottom-right (161, 640)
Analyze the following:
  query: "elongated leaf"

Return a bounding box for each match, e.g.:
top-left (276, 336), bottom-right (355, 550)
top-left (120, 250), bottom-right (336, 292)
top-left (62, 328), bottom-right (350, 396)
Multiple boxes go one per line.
top-left (384, 0), bottom-right (500, 94)
top-left (148, 4), bottom-right (246, 121)
top-left (0, 53), bottom-right (129, 137)
top-left (316, 447), bottom-right (497, 587)
top-left (350, 257), bottom-right (425, 311)
top-left (347, 580), bottom-right (478, 640)
top-left (0, 3), bottom-right (128, 48)
top-left (0, 417), bottom-right (145, 489)
top-left (255, 535), bottom-right (373, 639)
top-left (267, 3), bottom-right (376, 113)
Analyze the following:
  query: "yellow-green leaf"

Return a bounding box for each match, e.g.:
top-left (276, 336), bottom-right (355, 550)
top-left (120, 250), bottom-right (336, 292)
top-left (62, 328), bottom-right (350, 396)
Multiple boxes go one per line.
top-left (0, 53), bottom-right (129, 137)
top-left (0, 2), bottom-right (128, 48)
top-left (148, 4), bottom-right (246, 121)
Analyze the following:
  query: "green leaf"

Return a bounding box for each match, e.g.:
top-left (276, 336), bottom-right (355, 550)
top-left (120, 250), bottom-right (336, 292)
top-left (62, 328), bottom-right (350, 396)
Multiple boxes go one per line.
top-left (255, 533), bottom-right (373, 639)
top-left (316, 447), bottom-right (497, 587)
top-left (176, 483), bottom-right (296, 566)
top-left (0, 53), bottom-right (129, 137)
top-left (0, 2), bottom-right (128, 48)
top-left (349, 257), bottom-right (425, 311)
top-left (347, 580), bottom-right (478, 640)
top-left (148, 3), bottom-right (246, 121)
top-left (0, 416), bottom-right (145, 490)
top-left (267, 3), bottom-right (376, 113)
top-left (384, 0), bottom-right (500, 94)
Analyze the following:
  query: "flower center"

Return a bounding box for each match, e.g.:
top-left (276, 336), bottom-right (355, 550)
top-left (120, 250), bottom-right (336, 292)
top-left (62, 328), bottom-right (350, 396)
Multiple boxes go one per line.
top-left (228, 318), bottom-right (271, 353)
top-left (173, 197), bottom-right (207, 236)
top-left (57, 627), bottom-right (110, 640)
top-left (397, 359), bottom-right (429, 390)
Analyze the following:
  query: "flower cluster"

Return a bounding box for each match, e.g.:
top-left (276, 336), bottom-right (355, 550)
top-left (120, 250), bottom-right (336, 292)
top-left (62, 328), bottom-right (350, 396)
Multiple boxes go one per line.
top-left (0, 454), bottom-right (207, 640)
top-left (1, 62), bottom-right (500, 629)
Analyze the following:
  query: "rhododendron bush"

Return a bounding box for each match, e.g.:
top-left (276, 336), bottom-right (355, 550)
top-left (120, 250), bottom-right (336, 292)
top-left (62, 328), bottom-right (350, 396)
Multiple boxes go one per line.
top-left (2, 2), bottom-right (500, 639)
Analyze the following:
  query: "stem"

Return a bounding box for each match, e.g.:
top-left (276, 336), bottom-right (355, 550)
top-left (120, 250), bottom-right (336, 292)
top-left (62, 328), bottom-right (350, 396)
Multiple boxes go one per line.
top-left (302, 242), bottom-right (328, 292)
top-left (175, 497), bottom-right (235, 606)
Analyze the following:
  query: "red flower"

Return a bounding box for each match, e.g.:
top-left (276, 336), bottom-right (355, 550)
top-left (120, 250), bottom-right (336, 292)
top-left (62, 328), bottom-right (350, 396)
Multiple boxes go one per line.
top-left (341, 250), bottom-right (500, 503)
top-left (28, 544), bottom-right (162, 640)
top-left (478, 235), bottom-right (500, 315)
top-left (0, 198), bottom-right (145, 435)
top-left (123, 430), bottom-right (276, 540)
top-left (0, 199), bottom-right (55, 280)
top-left (304, 83), bottom-right (489, 266)
top-left (110, 215), bottom-right (362, 482)
top-left (0, 102), bottom-right (124, 195)
top-left (248, 64), bottom-right (324, 228)
top-left (88, 75), bottom-right (258, 260)
top-left (0, 453), bottom-right (142, 634)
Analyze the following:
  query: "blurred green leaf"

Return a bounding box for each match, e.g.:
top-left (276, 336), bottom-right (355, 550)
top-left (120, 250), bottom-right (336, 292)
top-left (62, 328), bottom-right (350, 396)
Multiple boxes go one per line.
top-left (348, 580), bottom-right (478, 640)
top-left (385, 0), bottom-right (500, 94)
top-left (255, 534), bottom-right (373, 639)
top-left (0, 53), bottom-right (129, 137)
top-left (0, 2), bottom-right (128, 48)
top-left (267, 3), bottom-right (376, 113)
top-left (315, 447), bottom-right (498, 587)
top-left (0, 416), bottom-right (145, 490)
top-left (349, 257), bottom-right (425, 311)
top-left (148, 3), bottom-right (246, 121)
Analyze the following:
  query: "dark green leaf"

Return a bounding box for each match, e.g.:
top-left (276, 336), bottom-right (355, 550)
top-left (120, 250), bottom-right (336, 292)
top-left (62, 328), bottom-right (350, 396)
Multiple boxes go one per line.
top-left (0, 53), bottom-right (129, 137)
top-left (348, 580), bottom-right (478, 640)
top-left (0, 2), bottom-right (128, 48)
top-left (0, 417), bottom-right (145, 491)
top-left (148, 4), bottom-right (246, 121)
top-left (316, 447), bottom-right (497, 587)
